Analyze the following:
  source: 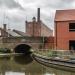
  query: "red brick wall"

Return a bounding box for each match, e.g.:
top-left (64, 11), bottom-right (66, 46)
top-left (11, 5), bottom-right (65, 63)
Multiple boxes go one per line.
top-left (55, 21), bottom-right (75, 50)
top-left (26, 21), bottom-right (53, 37)
top-left (0, 29), bottom-right (8, 37)
top-left (34, 22), bottom-right (41, 36)
top-left (44, 37), bottom-right (54, 49)
top-left (26, 21), bottom-right (41, 36)
top-left (26, 22), bottom-right (33, 36)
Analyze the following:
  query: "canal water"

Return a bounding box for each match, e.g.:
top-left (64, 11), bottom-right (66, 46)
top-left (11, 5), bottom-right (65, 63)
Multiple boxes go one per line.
top-left (0, 54), bottom-right (75, 75)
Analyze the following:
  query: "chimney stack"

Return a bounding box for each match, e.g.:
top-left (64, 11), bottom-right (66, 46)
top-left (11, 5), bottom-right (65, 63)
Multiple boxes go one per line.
top-left (3, 24), bottom-right (7, 31)
top-left (37, 8), bottom-right (40, 22)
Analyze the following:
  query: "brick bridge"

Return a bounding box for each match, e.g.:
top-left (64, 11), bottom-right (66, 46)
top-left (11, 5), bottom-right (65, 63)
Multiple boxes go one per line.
top-left (1, 36), bottom-right (46, 51)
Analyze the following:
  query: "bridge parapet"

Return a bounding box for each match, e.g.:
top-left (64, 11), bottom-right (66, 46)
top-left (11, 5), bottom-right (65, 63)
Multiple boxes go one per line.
top-left (1, 37), bottom-right (44, 50)
top-left (2, 37), bottom-right (43, 43)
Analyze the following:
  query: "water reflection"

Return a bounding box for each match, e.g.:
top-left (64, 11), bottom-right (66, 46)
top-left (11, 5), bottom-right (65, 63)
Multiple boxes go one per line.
top-left (14, 54), bottom-right (33, 65)
top-left (6, 72), bottom-right (25, 75)
top-left (0, 54), bottom-right (74, 75)
top-left (44, 66), bottom-right (75, 75)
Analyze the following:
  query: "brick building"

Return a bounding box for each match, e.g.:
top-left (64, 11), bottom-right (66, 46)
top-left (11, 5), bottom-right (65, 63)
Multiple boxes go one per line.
top-left (0, 8), bottom-right (53, 38)
top-left (26, 8), bottom-right (53, 37)
top-left (0, 8), bottom-right (54, 49)
top-left (25, 8), bottom-right (54, 49)
top-left (44, 36), bottom-right (54, 49)
top-left (55, 9), bottom-right (75, 50)
top-left (0, 24), bottom-right (21, 37)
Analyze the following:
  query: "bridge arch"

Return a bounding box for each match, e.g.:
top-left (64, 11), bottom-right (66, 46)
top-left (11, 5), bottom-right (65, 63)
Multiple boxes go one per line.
top-left (14, 44), bottom-right (32, 54)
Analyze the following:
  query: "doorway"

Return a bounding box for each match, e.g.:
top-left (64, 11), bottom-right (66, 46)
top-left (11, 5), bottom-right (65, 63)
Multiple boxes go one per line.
top-left (69, 40), bottom-right (75, 50)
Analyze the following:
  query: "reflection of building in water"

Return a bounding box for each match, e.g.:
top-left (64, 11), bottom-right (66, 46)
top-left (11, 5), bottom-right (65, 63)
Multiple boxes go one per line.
top-left (6, 72), bottom-right (25, 75)
top-left (0, 56), bottom-right (44, 75)
top-left (0, 56), bottom-right (75, 75)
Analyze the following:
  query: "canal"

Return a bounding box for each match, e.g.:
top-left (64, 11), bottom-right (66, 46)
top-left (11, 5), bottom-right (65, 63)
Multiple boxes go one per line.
top-left (0, 54), bottom-right (75, 75)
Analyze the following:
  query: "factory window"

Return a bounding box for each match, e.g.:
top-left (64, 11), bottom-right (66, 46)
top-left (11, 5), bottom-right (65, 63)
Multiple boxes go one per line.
top-left (69, 23), bottom-right (75, 31)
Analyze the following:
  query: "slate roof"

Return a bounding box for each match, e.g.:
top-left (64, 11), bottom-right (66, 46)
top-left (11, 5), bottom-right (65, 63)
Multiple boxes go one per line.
top-left (6, 29), bottom-right (21, 37)
top-left (13, 29), bottom-right (30, 37)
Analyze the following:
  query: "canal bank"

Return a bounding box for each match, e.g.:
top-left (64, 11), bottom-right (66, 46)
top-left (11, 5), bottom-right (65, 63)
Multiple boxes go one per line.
top-left (32, 50), bottom-right (75, 72)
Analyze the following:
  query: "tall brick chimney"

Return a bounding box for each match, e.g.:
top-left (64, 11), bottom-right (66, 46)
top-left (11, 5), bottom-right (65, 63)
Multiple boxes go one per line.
top-left (37, 8), bottom-right (40, 22)
top-left (25, 20), bottom-right (28, 33)
top-left (1, 24), bottom-right (8, 37)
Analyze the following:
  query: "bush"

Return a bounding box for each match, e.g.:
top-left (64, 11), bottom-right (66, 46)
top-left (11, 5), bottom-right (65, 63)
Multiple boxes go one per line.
top-left (0, 48), bottom-right (11, 53)
top-left (47, 51), bottom-right (57, 57)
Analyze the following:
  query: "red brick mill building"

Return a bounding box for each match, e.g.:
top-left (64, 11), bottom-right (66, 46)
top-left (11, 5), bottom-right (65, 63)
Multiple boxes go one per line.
top-left (55, 9), bottom-right (75, 50)
top-left (25, 8), bottom-right (54, 49)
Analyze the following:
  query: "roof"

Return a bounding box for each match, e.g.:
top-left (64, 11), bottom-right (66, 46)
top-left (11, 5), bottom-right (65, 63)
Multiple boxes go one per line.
top-left (41, 21), bottom-right (52, 32)
top-left (6, 29), bottom-right (21, 37)
top-left (27, 21), bottom-right (52, 31)
top-left (13, 29), bottom-right (30, 37)
top-left (55, 9), bottom-right (75, 21)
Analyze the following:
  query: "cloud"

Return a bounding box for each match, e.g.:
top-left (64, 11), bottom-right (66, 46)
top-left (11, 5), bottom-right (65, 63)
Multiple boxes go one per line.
top-left (0, 0), bottom-right (23, 9)
top-left (0, 0), bottom-right (75, 32)
top-left (34, 0), bottom-right (75, 10)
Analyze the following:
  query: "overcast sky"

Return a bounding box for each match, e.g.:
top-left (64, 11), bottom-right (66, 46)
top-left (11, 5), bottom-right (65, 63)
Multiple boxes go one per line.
top-left (0, 0), bottom-right (75, 32)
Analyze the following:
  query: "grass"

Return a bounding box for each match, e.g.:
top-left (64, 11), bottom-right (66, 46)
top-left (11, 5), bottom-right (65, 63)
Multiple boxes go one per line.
top-left (33, 49), bottom-right (75, 60)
